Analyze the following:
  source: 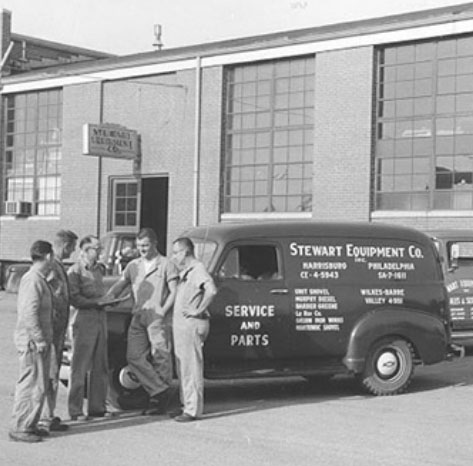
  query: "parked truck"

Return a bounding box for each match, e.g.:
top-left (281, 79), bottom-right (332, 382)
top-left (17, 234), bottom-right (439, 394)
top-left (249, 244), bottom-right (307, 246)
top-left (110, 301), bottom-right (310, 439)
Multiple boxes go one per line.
top-left (0, 230), bottom-right (138, 292)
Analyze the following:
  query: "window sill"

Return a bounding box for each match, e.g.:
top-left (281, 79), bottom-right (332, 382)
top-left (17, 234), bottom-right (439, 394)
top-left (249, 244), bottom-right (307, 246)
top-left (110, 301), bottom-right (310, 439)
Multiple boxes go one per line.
top-left (0, 215), bottom-right (60, 221)
top-left (221, 212), bottom-right (312, 222)
top-left (372, 210), bottom-right (473, 218)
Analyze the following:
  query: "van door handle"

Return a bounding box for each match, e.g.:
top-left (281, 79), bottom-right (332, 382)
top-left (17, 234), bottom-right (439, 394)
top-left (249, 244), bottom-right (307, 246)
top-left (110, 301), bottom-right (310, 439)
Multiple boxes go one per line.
top-left (270, 288), bottom-right (289, 295)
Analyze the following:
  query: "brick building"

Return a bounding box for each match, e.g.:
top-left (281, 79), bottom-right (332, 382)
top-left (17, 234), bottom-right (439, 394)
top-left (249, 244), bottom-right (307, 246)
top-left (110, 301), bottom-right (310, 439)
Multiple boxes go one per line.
top-left (2, 3), bottom-right (473, 259)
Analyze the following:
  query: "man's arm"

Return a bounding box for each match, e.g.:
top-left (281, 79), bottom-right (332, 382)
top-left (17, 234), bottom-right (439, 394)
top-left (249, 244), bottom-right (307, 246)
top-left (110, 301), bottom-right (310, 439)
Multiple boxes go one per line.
top-left (104, 275), bottom-right (130, 300)
top-left (184, 273), bottom-right (217, 318)
top-left (157, 278), bottom-right (177, 317)
top-left (18, 277), bottom-right (48, 350)
top-left (68, 268), bottom-right (101, 309)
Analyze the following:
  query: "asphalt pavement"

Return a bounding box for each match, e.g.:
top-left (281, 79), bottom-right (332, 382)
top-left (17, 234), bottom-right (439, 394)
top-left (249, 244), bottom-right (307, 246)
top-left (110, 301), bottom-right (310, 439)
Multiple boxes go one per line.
top-left (1, 291), bottom-right (473, 466)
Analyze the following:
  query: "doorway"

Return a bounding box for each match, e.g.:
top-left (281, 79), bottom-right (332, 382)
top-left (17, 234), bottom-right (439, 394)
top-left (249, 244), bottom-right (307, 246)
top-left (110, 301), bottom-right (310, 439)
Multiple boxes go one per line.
top-left (140, 176), bottom-right (169, 254)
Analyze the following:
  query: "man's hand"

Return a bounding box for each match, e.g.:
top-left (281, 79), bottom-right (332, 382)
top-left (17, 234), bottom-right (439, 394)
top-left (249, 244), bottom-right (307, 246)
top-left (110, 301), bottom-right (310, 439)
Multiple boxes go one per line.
top-left (35, 341), bottom-right (48, 353)
top-left (183, 308), bottom-right (202, 318)
top-left (154, 306), bottom-right (166, 318)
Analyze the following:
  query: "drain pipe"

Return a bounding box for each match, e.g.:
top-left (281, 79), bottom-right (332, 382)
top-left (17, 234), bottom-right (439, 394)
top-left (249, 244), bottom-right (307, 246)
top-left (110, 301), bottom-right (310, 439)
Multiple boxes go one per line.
top-left (193, 56), bottom-right (202, 227)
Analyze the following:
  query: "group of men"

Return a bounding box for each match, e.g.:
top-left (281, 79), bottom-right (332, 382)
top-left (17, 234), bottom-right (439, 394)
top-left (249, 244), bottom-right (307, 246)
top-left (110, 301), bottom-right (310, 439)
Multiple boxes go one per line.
top-left (9, 227), bottom-right (217, 443)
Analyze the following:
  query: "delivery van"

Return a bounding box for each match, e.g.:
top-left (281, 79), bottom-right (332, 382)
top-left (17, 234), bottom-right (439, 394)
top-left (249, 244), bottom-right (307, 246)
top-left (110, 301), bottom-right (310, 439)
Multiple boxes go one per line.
top-left (61, 221), bottom-right (454, 405)
top-left (184, 221), bottom-right (452, 396)
top-left (426, 229), bottom-right (473, 346)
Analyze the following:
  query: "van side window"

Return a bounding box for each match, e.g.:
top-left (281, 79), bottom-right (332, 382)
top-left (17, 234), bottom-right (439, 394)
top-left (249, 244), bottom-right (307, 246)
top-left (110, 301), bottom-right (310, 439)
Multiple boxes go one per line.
top-left (218, 245), bottom-right (281, 280)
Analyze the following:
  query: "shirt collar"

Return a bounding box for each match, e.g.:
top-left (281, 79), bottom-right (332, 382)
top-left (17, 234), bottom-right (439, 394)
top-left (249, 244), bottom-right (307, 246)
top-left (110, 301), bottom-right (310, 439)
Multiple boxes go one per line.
top-left (179, 259), bottom-right (198, 281)
top-left (80, 258), bottom-right (100, 271)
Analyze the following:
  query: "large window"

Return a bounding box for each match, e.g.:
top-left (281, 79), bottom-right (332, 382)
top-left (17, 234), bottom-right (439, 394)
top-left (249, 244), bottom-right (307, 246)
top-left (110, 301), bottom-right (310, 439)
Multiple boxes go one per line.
top-left (376, 36), bottom-right (473, 210)
top-left (223, 57), bottom-right (314, 213)
top-left (2, 90), bottom-right (62, 215)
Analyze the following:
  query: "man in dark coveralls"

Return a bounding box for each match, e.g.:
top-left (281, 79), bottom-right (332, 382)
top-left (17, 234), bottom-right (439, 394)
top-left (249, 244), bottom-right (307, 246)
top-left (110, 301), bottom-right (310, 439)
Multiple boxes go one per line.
top-left (9, 240), bottom-right (54, 443)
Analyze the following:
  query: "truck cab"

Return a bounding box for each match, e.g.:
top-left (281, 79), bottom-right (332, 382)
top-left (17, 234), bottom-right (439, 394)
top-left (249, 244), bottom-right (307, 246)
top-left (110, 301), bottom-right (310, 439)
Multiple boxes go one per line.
top-left (426, 230), bottom-right (473, 346)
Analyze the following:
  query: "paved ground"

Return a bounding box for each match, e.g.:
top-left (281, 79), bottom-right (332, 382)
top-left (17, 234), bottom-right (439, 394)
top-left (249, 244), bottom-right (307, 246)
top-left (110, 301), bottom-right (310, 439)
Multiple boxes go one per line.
top-left (1, 291), bottom-right (473, 466)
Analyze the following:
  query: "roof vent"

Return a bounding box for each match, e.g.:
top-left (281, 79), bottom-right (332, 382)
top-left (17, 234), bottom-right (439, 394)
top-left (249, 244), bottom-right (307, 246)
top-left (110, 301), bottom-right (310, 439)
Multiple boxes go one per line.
top-left (153, 24), bottom-right (163, 51)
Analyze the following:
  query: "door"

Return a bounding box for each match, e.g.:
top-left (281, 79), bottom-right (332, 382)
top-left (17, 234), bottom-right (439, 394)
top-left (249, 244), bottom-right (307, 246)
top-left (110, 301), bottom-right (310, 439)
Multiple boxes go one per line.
top-left (140, 176), bottom-right (168, 254)
top-left (442, 239), bottom-right (473, 337)
top-left (204, 241), bottom-right (290, 377)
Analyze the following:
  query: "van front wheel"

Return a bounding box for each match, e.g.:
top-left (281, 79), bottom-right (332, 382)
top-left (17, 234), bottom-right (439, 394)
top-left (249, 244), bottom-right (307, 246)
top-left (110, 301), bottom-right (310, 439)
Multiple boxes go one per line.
top-left (360, 338), bottom-right (414, 396)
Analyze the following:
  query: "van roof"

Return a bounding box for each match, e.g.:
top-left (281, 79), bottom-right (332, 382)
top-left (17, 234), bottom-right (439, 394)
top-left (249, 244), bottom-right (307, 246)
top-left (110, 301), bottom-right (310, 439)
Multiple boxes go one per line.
top-left (424, 229), bottom-right (473, 240)
top-left (185, 221), bottom-right (430, 243)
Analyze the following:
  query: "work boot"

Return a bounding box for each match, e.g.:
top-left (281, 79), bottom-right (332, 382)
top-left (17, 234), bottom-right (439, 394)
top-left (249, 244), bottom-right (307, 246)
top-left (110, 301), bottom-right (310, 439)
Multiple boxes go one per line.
top-left (49, 416), bottom-right (69, 432)
top-left (9, 431), bottom-right (43, 443)
top-left (143, 388), bottom-right (171, 415)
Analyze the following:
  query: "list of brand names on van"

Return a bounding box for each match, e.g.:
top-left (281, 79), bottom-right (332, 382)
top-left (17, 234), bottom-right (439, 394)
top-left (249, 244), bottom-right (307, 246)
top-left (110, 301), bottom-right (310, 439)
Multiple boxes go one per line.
top-left (290, 241), bottom-right (422, 332)
top-left (294, 288), bottom-right (344, 331)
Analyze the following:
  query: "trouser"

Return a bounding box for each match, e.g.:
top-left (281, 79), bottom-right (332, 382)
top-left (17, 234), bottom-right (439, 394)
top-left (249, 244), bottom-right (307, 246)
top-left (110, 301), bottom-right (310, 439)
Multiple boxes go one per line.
top-left (68, 309), bottom-right (108, 416)
top-left (127, 310), bottom-right (172, 397)
top-left (40, 326), bottom-right (67, 423)
top-left (173, 316), bottom-right (209, 418)
top-left (10, 343), bottom-right (51, 433)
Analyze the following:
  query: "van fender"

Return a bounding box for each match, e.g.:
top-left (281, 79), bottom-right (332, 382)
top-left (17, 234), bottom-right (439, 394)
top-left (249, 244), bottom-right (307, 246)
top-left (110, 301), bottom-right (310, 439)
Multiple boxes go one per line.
top-left (343, 308), bottom-right (448, 374)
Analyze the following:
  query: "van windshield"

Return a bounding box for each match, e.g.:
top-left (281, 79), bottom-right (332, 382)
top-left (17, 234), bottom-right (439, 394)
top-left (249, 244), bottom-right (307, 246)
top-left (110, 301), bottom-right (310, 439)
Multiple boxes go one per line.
top-left (191, 239), bottom-right (218, 268)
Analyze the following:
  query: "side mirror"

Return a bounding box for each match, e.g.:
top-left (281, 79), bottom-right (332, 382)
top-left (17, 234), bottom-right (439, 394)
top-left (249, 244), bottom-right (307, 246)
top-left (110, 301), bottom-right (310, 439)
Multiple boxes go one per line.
top-left (450, 243), bottom-right (460, 271)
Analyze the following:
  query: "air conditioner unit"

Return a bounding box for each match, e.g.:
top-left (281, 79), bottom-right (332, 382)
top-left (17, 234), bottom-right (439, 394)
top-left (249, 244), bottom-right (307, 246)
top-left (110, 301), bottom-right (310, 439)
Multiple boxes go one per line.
top-left (4, 201), bottom-right (33, 216)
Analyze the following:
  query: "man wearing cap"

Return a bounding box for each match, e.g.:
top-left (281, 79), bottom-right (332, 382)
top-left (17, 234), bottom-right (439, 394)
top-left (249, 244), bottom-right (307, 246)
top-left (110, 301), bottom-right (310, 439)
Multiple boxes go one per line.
top-left (171, 237), bottom-right (217, 422)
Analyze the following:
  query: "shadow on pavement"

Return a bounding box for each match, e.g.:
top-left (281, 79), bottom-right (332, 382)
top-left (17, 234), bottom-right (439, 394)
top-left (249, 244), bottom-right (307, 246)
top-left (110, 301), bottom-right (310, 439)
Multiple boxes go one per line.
top-left (53, 410), bottom-right (172, 437)
top-left (54, 354), bottom-right (473, 435)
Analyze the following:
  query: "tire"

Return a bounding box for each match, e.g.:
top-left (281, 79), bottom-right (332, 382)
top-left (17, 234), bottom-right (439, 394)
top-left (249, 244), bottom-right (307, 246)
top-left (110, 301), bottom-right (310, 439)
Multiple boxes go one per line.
top-left (359, 337), bottom-right (414, 396)
top-left (109, 366), bottom-right (149, 410)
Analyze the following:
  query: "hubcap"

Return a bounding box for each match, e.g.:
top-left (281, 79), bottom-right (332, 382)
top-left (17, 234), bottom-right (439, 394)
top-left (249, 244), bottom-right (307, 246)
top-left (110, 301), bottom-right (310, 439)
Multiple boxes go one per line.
top-left (376, 350), bottom-right (399, 378)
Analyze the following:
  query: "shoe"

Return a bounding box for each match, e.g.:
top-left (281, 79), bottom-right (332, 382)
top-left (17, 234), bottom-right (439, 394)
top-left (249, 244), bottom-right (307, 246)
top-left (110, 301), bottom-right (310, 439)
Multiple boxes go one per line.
top-left (70, 414), bottom-right (90, 421)
top-left (143, 389), bottom-right (171, 415)
top-left (144, 399), bottom-right (165, 415)
top-left (33, 426), bottom-right (50, 437)
top-left (9, 431), bottom-right (42, 443)
top-left (49, 417), bottom-right (69, 432)
top-left (89, 411), bottom-right (118, 418)
top-left (168, 408), bottom-right (183, 418)
top-left (174, 413), bottom-right (197, 423)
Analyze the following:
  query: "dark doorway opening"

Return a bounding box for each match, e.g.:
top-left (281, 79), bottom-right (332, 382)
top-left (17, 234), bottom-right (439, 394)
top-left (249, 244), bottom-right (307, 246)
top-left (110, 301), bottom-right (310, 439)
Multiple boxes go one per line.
top-left (140, 176), bottom-right (169, 254)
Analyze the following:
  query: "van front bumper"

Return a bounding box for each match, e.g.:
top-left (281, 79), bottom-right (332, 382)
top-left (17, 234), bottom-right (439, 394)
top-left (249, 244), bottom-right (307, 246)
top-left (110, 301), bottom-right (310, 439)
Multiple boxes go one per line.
top-left (446, 343), bottom-right (465, 360)
top-left (451, 330), bottom-right (473, 348)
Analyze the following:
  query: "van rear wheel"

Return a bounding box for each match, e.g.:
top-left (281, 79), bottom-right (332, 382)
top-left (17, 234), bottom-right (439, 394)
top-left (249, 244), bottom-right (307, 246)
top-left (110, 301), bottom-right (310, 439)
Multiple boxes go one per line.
top-left (360, 338), bottom-right (414, 396)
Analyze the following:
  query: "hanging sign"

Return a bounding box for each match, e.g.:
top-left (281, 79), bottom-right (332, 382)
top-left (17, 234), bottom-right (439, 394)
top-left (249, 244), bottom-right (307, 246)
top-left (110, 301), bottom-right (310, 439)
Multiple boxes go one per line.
top-left (83, 123), bottom-right (139, 159)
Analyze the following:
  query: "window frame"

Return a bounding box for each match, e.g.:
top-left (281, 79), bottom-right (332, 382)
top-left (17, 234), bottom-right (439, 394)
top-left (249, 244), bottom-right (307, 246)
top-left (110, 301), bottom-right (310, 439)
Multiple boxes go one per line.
top-left (109, 177), bottom-right (140, 231)
top-left (2, 89), bottom-right (63, 216)
top-left (375, 35), bottom-right (473, 212)
top-left (222, 56), bottom-right (315, 214)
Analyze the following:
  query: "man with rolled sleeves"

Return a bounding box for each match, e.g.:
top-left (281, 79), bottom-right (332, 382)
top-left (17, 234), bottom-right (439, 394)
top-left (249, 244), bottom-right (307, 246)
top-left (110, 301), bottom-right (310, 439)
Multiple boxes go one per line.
top-left (171, 237), bottom-right (217, 422)
top-left (105, 228), bottom-right (178, 415)
top-left (39, 229), bottom-right (77, 432)
top-left (67, 235), bottom-right (109, 420)
top-left (9, 240), bottom-right (54, 443)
